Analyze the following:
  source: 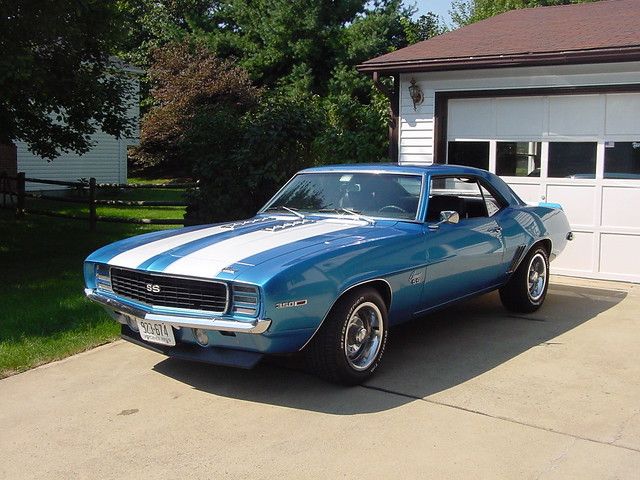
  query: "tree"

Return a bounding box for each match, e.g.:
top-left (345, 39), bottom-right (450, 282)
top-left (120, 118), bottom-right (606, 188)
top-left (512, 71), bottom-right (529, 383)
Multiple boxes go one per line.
top-left (126, 2), bottom-right (448, 221)
top-left (451, 0), bottom-right (598, 27)
top-left (207, 0), bottom-right (368, 94)
top-left (0, 0), bottom-right (136, 159)
top-left (137, 41), bottom-right (259, 173)
top-left (136, 40), bottom-right (323, 222)
top-left (125, 0), bottom-right (445, 175)
top-left (205, 0), bottom-right (444, 165)
top-left (116, 0), bottom-right (221, 68)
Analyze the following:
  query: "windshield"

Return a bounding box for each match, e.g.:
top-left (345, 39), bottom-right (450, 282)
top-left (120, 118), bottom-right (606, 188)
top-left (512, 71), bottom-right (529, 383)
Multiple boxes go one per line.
top-left (262, 172), bottom-right (423, 221)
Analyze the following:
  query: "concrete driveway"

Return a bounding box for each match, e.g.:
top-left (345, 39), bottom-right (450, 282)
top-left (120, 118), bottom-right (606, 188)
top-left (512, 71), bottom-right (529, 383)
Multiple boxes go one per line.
top-left (1, 277), bottom-right (639, 479)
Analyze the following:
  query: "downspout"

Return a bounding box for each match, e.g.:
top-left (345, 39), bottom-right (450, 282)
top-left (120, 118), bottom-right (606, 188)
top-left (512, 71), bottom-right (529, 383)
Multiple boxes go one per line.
top-left (372, 72), bottom-right (399, 163)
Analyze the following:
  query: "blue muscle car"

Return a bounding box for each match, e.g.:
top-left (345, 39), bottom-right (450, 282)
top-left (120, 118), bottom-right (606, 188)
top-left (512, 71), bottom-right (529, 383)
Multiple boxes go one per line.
top-left (84, 164), bottom-right (571, 384)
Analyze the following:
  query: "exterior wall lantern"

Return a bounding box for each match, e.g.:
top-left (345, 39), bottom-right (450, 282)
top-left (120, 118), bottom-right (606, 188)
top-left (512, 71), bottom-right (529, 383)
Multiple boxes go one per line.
top-left (408, 78), bottom-right (424, 110)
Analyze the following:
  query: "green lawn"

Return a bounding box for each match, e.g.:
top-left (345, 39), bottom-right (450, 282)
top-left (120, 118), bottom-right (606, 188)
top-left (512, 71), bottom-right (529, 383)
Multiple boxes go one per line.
top-left (0, 191), bottom-right (186, 378)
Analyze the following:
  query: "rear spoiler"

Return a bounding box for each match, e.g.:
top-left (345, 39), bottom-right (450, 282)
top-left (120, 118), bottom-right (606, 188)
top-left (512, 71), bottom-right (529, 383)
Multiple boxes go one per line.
top-left (526, 201), bottom-right (563, 210)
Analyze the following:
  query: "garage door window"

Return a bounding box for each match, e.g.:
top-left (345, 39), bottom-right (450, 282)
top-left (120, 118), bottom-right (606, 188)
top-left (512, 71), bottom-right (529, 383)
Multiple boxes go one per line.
top-left (548, 142), bottom-right (597, 179)
top-left (604, 142), bottom-right (640, 180)
top-left (496, 142), bottom-right (541, 177)
top-left (447, 141), bottom-right (489, 170)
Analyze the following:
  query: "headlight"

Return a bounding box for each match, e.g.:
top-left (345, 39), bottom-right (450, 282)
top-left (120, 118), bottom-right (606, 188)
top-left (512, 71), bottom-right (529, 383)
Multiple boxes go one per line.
top-left (231, 284), bottom-right (259, 317)
top-left (95, 264), bottom-right (112, 292)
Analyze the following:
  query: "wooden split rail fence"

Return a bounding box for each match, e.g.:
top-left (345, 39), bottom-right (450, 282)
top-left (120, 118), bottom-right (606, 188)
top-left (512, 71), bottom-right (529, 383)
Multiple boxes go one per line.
top-left (0, 172), bottom-right (195, 230)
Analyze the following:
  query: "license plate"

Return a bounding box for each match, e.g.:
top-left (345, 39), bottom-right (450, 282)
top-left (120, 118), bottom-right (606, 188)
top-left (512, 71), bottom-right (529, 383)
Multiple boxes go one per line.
top-left (137, 319), bottom-right (176, 346)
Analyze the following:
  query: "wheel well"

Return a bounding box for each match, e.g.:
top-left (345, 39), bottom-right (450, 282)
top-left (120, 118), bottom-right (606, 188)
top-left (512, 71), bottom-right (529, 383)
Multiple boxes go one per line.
top-left (364, 280), bottom-right (392, 311)
top-left (338, 279), bottom-right (392, 312)
top-left (298, 279), bottom-right (393, 352)
top-left (535, 238), bottom-right (552, 256)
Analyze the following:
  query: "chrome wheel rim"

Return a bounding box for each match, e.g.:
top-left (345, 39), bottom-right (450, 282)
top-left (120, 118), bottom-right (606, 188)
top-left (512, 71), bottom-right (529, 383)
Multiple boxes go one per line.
top-left (343, 302), bottom-right (383, 371)
top-left (527, 252), bottom-right (547, 302)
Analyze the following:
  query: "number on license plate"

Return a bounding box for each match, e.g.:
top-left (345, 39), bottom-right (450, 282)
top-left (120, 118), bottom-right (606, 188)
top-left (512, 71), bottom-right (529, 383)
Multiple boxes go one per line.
top-left (136, 319), bottom-right (176, 346)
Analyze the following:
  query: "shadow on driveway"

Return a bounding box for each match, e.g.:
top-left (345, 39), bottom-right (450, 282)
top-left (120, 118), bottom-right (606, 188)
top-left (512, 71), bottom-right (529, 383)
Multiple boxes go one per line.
top-left (153, 283), bottom-right (627, 415)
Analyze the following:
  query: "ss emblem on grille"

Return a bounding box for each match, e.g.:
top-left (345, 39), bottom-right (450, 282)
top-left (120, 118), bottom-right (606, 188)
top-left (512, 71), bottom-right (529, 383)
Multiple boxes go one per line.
top-left (146, 284), bottom-right (161, 293)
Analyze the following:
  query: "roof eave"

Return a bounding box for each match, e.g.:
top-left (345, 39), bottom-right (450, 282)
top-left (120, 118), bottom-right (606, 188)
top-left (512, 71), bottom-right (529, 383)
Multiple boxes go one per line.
top-left (356, 46), bottom-right (640, 74)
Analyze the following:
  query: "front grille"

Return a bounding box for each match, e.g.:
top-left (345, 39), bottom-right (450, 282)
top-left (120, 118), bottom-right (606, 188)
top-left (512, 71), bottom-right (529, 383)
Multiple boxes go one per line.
top-left (110, 267), bottom-right (228, 313)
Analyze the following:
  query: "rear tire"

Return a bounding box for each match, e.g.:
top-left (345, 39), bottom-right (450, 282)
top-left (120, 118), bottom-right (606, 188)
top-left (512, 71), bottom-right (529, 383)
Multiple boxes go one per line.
top-left (305, 287), bottom-right (388, 385)
top-left (499, 245), bottom-right (549, 313)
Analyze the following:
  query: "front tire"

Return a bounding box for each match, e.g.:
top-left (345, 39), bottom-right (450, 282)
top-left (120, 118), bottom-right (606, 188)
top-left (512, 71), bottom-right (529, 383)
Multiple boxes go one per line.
top-left (305, 287), bottom-right (388, 385)
top-left (500, 245), bottom-right (549, 313)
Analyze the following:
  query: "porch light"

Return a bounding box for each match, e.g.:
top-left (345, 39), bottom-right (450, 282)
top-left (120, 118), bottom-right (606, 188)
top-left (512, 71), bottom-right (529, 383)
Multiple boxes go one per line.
top-left (408, 78), bottom-right (424, 110)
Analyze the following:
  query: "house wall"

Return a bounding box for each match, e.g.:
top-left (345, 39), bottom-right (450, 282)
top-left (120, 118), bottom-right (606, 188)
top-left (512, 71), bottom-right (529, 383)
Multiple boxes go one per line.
top-left (398, 61), bottom-right (640, 164)
top-left (397, 62), bottom-right (640, 283)
top-left (17, 78), bottom-right (140, 191)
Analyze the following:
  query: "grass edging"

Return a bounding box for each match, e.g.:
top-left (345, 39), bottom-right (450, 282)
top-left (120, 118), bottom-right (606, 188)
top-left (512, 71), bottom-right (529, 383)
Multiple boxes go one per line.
top-left (0, 208), bottom-right (180, 378)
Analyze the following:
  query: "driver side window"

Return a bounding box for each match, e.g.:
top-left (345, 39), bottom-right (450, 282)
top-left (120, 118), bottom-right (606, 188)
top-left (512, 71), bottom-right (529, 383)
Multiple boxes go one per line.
top-left (427, 176), bottom-right (502, 221)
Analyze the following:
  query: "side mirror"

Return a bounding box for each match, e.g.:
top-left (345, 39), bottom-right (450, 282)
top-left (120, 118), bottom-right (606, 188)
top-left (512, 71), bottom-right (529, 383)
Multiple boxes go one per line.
top-left (439, 210), bottom-right (460, 224)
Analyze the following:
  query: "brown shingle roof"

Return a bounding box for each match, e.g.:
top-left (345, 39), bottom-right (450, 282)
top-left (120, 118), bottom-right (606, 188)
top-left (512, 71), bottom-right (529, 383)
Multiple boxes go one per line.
top-left (358, 0), bottom-right (640, 73)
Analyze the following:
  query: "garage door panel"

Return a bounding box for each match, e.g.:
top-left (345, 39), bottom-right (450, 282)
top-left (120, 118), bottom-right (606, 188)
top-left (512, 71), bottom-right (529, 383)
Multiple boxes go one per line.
top-left (449, 99), bottom-right (494, 138)
top-left (602, 186), bottom-right (640, 228)
top-left (506, 183), bottom-right (540, 204)
top-left (552, 231), bottom-right (594, 273)
top-left (546, 185), bottom-right (596, 227)
top-left (549, 95), bottom-right (604, 136)
top-left (599, 234), bottom-right (640, 276)
top-left (496, 97), bottom-right (545, 136)
top-left (605, 94), bottom-right (640, 135)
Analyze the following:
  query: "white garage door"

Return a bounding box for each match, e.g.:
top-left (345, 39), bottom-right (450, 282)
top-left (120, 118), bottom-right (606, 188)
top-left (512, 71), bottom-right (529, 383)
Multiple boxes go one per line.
top-left (446, 93), bottom-right (640, 283)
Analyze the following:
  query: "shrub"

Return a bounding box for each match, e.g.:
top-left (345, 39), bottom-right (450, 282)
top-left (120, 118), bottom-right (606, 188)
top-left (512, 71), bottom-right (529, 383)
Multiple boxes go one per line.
top-left (187, 95), bottom-right (323, 223)
top-left (135, 41), bottom-right (259, 174)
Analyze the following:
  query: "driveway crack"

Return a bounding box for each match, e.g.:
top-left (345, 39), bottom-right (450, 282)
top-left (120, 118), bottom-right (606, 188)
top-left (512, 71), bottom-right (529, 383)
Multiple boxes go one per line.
top-left (360, 384), bottom-right (640, 454)
top-left (610, 410), bottom-right (640, 446)
top-left (534, 437), bottom-right (576, 480)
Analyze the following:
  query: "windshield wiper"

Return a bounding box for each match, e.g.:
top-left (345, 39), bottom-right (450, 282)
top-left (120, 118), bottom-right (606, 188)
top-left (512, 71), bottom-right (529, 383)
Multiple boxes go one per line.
top-left (318, 208), bottom-right (374, 225)
top-left (264, 205), bottom-right (305, 219)
top-left (340, 208), bottom-right (375, 225)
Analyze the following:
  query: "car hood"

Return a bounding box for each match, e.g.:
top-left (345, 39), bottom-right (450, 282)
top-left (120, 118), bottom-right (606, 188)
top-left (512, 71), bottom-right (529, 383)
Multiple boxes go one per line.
top-left (91, 216), bottom-right (392, 278)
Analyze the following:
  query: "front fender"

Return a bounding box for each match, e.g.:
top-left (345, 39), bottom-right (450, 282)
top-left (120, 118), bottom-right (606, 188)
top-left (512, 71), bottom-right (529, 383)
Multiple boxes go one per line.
top-left (259, 237), bottom-right (427, 349)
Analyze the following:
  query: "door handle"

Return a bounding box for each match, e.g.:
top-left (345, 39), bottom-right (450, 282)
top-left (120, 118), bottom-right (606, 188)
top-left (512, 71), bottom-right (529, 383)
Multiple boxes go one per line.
top-left (489, 226), bottom-right (502, 234)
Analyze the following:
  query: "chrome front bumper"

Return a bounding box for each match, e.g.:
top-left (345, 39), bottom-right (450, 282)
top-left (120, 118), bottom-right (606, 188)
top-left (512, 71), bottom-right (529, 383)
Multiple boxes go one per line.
top-left (84, 289), bottom-right (271, 334)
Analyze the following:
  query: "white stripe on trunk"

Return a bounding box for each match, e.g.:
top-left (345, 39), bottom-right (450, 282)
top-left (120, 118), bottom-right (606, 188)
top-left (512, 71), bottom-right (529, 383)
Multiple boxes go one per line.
top-left (163, 220), bottom-right (359, 277)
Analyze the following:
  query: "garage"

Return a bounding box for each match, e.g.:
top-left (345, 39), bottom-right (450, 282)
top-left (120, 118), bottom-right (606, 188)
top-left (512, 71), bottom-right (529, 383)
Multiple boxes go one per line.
top-left (444, 91), bottom-right (640, 282)
top-left (358, 0), bottom-right (640, 283)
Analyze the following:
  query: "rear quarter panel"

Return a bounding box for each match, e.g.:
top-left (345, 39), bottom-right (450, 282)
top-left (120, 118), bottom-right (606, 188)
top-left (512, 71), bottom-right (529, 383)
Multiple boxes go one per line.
top-left (526, 206), bottom-right (571, 260)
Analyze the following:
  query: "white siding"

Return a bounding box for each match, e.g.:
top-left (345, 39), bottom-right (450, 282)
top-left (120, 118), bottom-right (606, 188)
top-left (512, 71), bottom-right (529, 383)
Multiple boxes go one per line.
top-left (17, 79), bottom-right (140, 190)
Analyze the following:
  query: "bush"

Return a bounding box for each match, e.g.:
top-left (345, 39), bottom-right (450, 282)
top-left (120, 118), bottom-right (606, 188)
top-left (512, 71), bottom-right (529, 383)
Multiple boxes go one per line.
top-left (134, 41), bottom-right (259, 174)
top-left (186, 95), bottom-right (323, 223)
top-left (136, 40), bottom-right (392, 224)
top-left (315, 90), bottom-right (389, 165)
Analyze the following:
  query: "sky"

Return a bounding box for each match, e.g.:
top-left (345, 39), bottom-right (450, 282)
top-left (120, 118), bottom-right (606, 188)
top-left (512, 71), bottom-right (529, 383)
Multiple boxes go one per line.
top-left (412, 0), bottom-right (453, 24)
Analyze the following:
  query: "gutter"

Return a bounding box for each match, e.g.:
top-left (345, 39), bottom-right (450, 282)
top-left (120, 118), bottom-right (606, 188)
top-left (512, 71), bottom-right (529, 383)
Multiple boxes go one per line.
top-left (356, 45), bottom-right (640, 74)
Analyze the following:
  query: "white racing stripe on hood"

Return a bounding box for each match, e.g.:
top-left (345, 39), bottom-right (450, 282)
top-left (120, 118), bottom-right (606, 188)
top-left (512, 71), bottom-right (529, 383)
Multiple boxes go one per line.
top-left (108, 225), bottom-right (230, 268)
top-left (163, 220), bottom-right (359, 277)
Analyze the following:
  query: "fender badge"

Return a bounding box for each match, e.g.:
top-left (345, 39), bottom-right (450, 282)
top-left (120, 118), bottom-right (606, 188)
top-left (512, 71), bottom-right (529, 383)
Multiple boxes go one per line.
top-left (275, 300), bottom-right (308, 309)
top-left (409, 270), bottom-right (424, 285)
